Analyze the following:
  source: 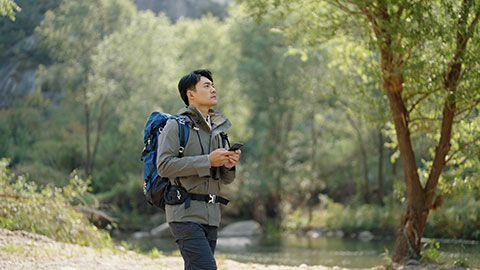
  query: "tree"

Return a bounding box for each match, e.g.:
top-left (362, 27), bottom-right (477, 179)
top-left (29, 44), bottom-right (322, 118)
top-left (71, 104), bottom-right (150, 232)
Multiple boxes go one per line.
top-left (35, 0), bottom-right (136, 177)
top-left (240, 0), bottom-right (480, 262)
top-left (0, 0), bottom-right (20, 20)
top-left (228, 10), bottom-right (307, 223)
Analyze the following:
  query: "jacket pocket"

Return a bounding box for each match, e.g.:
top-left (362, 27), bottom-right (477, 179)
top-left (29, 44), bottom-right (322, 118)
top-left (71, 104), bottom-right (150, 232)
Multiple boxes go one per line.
top-left (179, 176), bottom-right (206, 193)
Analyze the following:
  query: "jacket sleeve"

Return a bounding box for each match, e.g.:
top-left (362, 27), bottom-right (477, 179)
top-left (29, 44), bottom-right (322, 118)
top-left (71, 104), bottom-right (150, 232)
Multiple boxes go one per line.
top-left (157, 119), bottom-right (211, 178)
top-left (220, 166), bottom-right (236, 185)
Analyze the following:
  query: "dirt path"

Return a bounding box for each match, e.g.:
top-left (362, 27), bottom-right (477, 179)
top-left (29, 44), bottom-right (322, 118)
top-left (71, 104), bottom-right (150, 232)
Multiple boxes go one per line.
top-left (0, 229), bottom-right (472, 270)
top-left (0, 229), bottom-right (351, 270)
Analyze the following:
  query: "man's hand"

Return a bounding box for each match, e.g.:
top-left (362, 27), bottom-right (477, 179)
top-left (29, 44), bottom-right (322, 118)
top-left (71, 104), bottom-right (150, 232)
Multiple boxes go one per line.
top-left (224, 150), bottom-right (241, 169)
top-left (209, 149), bottom-right (231, 167)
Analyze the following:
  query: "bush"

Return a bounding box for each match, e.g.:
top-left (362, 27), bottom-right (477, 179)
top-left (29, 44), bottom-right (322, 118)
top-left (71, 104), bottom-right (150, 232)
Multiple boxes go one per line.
top-left (284, 195), bottom-right (401, 235)
top-left (426, 193), bottom-right (480, 240)
top-left (0, 159), bottom-right (111, 247)
top-left (285, 193), bottom-right (480, 240)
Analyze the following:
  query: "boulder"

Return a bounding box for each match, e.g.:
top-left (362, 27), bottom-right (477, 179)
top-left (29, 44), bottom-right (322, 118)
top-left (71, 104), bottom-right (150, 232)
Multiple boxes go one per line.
top-left (406, 259), bottom-right (421, 266)
top-left (219, 220), bottom-right (262, 237)
top-left (78, 206), bottom-right (117, 229)
top-left (306, 229), bottom-right (323, 238)
top-left (150, 223), bottom-right (173, 238)
top-left (216, 236), bottom-right (260, 250)
top-left (358, 231), bottom-right (374, 241)
top-left (326, 230), bottom-right (344, 238)
top-left (132, 231), bottom-right (150, 239)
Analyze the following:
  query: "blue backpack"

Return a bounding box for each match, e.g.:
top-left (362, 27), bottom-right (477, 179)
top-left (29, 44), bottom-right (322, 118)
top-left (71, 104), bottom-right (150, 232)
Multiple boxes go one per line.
top-left (141, 112), bottom-right (190, 210)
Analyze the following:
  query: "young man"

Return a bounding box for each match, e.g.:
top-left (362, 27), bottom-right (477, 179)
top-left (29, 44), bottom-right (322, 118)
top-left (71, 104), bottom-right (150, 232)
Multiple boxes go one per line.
top-left (157, 69), bottom-right (240, 270)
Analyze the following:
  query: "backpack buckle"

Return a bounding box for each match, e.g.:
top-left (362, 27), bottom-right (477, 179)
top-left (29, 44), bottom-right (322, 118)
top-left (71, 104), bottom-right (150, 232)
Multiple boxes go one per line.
top-left (208, 194), bottom-right (216, 204)
top-left (178, 117), bottom-right (186, 125)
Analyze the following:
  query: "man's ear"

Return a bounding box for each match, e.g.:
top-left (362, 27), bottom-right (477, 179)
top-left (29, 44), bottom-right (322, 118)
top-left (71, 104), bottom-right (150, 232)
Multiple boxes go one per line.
top-left (187, 89), bottom-right (195, 100)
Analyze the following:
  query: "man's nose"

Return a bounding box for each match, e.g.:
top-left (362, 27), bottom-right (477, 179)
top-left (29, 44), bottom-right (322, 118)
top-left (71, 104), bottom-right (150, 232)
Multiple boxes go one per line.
top-left (211, 87), bottom-right (216, 93)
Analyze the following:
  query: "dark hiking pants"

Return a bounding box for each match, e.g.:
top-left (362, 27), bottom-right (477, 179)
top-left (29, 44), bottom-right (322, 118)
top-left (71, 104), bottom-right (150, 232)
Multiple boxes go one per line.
top-left (169, 222), bottom-right (218, 270)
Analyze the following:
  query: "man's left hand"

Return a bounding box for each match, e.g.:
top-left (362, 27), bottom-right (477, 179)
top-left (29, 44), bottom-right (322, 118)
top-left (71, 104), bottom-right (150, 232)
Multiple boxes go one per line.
top-left (224, 150), bottom-right (241, 169)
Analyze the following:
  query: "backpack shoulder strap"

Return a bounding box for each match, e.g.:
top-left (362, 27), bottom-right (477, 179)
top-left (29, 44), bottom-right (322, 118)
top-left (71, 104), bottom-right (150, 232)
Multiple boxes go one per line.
top-left (220, 132), bottom-right (230, 149)
top-left (173, 115), bottom-right (190, 157)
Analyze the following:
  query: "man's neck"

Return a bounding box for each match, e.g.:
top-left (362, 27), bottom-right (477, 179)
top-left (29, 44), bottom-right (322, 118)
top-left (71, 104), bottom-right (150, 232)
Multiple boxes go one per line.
top-left (190, 104), bottom-right (209, 118)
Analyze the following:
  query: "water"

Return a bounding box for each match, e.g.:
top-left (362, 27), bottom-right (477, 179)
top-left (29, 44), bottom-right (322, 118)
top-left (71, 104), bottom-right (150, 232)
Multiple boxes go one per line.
top-left (115, 233), bottom-right (480, 268)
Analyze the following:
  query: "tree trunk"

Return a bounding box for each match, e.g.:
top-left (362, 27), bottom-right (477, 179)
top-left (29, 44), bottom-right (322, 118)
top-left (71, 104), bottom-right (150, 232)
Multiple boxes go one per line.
top-left (346, 115), bottom-right (370, 203)
top-left (377, 129), bottom-right (384, 205)
top-left (383, 66), bottom-right (425, 262)
top-left (90, 96), bottom-right (108, 173)
top-left (83, 88), bottom-right (92, 177)
top-left (308, 100), bottom-right (319, 225)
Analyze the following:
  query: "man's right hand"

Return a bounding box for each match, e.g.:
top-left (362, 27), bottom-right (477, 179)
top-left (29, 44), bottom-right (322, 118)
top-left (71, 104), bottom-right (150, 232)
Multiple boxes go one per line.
top-left (209, 149), bottom-right (231, 167)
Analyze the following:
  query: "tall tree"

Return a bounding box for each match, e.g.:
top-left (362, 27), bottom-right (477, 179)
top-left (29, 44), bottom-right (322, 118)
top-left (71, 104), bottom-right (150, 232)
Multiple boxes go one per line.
top-left (230, 10), bottom-right (306, 223)
top-left (240, 0), bottom-right (480, 262)
top-left (35, 0), bottom-right (136, 177)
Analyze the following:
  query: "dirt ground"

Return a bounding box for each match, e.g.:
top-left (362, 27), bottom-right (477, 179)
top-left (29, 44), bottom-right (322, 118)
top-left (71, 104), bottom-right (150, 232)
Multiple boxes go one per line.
top-left (0, 229), bottom-right (473, 270)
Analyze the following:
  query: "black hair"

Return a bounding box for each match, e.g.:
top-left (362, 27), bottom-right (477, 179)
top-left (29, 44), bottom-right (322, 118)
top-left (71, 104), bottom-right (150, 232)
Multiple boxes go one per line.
top-left (178, 69), bottom-right (213, 105)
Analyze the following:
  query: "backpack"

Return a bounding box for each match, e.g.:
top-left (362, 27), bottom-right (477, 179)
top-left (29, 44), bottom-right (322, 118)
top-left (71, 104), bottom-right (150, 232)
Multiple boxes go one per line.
top-left (141, 112), bottom-right (189, 210)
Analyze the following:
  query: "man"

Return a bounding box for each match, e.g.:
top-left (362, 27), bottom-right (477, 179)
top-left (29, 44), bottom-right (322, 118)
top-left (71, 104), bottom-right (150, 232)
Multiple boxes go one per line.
top-left (157, 69), bottom-right (240, 270)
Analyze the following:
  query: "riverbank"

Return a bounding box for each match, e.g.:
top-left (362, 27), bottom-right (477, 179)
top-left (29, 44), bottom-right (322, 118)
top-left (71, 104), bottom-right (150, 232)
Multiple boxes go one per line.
top-left (0, 228), bottom-right (475, 270)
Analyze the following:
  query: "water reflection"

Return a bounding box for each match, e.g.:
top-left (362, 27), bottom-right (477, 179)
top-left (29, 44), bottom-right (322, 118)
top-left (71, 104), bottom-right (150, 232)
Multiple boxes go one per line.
top-left (114, 233), bottom-right (480, 268)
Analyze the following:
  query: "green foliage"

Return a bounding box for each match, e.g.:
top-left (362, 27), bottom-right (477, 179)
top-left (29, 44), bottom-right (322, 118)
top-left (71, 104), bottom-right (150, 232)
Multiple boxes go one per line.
top-left (2, 0), bottom-right (480, 242)
top-left (0, 159), bottom-right (111, 247)
top-left (147, 247), bottom-right (164, 258)
top-left (0, 0), bottom-right (61, 60)
top-left (0, 0), bottom-right (21, 21)
top-left (285, 192), bottom-right (480, 241)
top-left (421, 239), bottom-right (440, 263)
top-left (381, 248), bottom-right (394, 270)
top-left (425, 192), bottom-right (480, 240)
top-left (453, 258), bottom-right (470, 268)
top-left (284, 195), bottom-right (401, 234)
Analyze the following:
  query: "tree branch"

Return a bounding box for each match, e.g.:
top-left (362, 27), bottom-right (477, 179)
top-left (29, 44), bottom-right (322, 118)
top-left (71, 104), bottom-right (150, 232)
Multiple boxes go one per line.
top-left (454, 97), bottom-right (480, 121)
top-left (424, 0), bottom-right (478, 210)
top-left (91, 95), bottom-right (109, 173)
top-left (329, 0), bottom-right (364, 15)
top-left (407, 90), bottom-right (438, 114)
top-left (446, 136), bottom-right (480, 164)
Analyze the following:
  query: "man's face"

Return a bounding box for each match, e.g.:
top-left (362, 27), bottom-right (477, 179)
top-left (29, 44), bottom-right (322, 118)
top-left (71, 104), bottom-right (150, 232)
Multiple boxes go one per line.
top-left (188, 76), bottom-right (217, 107)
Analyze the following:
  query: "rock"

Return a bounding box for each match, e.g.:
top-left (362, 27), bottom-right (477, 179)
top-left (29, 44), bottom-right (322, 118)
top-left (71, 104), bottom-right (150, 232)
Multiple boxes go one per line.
top-left (216, 236), bottom-right (260, 250)
top-left (78, 206), bottom-right (117, 229)
top-left (149, 213), bottom-right (165, 224)
top-left (132, 231), bottom-right (150, 239)
top-left (326, 230), bottom-right (344, 238)
top-left (150, 223), bottom-right (173, 238)
top-left (306, 229), bottom-right (323, 238)
top-left (0, 62), bottom-right (37, 108)
top-left (219, 220), bottom-right (262, 237)
top-left (358, 231), bottom-right (374, 241)
top-left (406, 259), bottom-right (421, 266)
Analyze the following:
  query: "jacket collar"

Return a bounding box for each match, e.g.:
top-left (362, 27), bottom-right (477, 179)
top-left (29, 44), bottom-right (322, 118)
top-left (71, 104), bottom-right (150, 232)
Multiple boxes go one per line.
top-left (177, 105), bottom-right (231, 132)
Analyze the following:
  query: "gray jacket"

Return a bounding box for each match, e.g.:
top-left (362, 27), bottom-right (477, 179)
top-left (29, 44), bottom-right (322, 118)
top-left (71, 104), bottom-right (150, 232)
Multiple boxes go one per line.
top-left (156, 105), bottom-right (235, 226)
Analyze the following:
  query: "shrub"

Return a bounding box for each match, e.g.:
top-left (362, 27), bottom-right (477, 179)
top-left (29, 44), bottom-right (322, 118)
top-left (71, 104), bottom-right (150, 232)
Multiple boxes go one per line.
top-left (426, 193), bottom-right (480, 240)
top-left (284, 195), bottom-right (401, 235)
top-left (285, 193), bottom-right (480, 240)
top-left (0, 159), bottom-right (111, 247)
